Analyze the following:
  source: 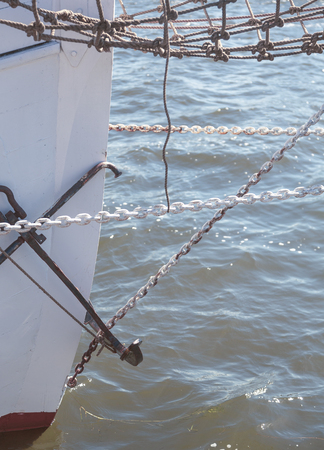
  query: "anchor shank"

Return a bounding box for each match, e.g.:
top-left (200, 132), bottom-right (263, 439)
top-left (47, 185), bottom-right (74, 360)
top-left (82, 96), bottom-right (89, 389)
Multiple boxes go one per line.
top-left (20, 231), bottom-right (126, 356)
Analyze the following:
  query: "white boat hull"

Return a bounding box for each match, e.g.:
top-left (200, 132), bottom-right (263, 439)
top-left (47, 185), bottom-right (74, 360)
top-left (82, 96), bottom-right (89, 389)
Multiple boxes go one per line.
top-left (0, 0), bottom-right (114, 432)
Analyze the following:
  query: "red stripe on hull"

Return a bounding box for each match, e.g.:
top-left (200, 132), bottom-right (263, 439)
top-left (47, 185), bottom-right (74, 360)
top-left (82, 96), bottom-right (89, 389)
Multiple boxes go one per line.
top-left (0, 411), bottom-right (56, 432)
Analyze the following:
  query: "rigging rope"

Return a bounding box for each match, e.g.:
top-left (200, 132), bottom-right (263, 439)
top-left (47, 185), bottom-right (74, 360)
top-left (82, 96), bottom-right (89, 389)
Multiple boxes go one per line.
top-left (1, 1), bottom-right (324, 61)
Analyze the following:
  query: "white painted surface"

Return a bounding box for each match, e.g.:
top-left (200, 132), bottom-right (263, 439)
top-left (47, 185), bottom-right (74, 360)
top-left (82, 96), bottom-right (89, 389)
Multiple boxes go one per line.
top-left (0, 0), bottom-right (114, 419)
top-left (0, 1), bottom-right (53, 55)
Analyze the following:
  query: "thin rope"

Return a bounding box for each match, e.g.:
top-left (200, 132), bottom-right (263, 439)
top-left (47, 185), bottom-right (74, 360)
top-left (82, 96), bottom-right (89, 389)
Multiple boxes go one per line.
top-left (96, 0), bottom-right (105, 22)
top-left (0, 246), bottom-right (97, 339)
top-left (161, 0), bottom-right (171, 212)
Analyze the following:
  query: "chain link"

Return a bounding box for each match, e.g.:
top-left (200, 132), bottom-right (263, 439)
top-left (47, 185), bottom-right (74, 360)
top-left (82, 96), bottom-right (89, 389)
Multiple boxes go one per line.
top-left (66, 338), bottom-right (99, 388)
top-left (109, 123), bottom-right (324, 137)
top-left (236, 104), bottom-right (324, 198)
top-left (0, 185), bottom-right (323, 236)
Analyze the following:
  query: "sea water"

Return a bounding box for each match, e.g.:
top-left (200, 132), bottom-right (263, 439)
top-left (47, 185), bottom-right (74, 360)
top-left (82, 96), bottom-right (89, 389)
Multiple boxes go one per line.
top-left (6, 1), bottom-right (324, 449)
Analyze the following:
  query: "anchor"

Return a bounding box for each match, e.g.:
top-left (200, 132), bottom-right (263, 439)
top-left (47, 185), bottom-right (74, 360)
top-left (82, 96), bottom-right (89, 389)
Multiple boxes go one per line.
top-left (0, 163), bottom-right (143, 367)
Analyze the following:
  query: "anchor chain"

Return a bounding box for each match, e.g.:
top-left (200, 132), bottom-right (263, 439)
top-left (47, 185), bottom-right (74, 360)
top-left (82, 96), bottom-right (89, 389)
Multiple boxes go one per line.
top-left (67, 338), bottom-right (99, 388)
top-left (104, 103), bottom-right (324, 330)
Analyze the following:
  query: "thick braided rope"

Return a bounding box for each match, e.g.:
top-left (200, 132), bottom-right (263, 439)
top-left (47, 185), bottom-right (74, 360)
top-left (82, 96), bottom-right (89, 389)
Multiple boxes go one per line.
top-left (2, 1), bottom-right (324, 60)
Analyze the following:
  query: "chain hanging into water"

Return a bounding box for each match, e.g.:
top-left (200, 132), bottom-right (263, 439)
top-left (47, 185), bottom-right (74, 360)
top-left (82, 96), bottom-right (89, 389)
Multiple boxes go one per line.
top-left (104, 103), bottom-right (324, 330)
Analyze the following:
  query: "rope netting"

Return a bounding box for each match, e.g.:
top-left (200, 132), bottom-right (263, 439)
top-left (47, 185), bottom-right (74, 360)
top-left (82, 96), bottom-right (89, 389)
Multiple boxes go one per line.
top-left (1, 0), bottom-right (324, 62)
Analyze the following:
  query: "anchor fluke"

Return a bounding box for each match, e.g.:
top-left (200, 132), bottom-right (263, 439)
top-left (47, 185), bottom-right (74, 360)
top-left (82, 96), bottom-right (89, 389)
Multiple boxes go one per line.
top-left (120, 339), bottom-right (143, 366)
top-left (85, 311), bottom-right (143, 366)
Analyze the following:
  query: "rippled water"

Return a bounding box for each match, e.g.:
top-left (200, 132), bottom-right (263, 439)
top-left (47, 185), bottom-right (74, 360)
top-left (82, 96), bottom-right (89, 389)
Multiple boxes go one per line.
top-left (4, 1), bottom-right (324, 449)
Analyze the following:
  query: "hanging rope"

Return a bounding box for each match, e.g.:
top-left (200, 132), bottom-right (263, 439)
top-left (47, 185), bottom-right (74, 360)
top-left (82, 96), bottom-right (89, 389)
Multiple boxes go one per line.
top-left (161, 0), bottom-right (172, 212)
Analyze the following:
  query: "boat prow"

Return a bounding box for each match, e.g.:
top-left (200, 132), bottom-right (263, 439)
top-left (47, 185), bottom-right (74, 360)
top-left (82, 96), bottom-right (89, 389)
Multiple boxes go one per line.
top-left (0, 0), bottom-right (114, 432)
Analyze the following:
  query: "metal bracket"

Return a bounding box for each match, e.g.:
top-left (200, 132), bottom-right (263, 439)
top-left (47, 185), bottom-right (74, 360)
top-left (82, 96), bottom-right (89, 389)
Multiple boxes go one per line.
top-left (0, 185), bottom-right (46, 244)
top-left (0, 185), bottom-right (26, 220)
